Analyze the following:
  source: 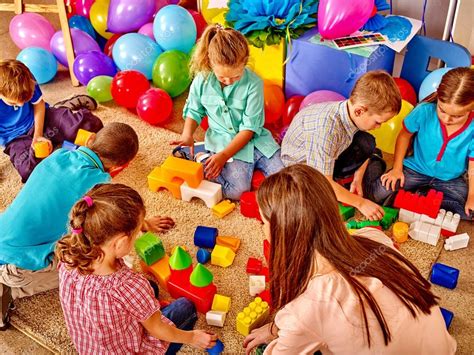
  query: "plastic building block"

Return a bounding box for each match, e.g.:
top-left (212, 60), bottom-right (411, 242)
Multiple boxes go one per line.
top-left (171, 245), bottom-right (187, 254)
top-left (109, 162), bottom-right (129, 178)
top-left (251, 170), bottom-right (265, 190)
top-left (161, 156), bottom-right (204, 189)
top-left (190, 263), bottom-right (213, 287)
top-left (169, 246), bottom-right (193, 271)
top-left (240, 191), bottom-right (262, 221)
top-left (258, 289), bottom-right (271, 307)
top-left (394, 189), bottom-right (443, 218)
top-left (441, 210), bottom-right (460, 234)
top-left (430, 263), bottom-right (459, 289)
top-left (33, 141), bottom-right (50, 158)
top-left (206, 310), bottom-right (226, 327)
top-left (147, 167), bottom-right (183, 199)
top-left (346, 220), bottom-right (380, 229)
top-left (444, 233), bottom-right (469, 251)
top-left (207, 339), bottom-right (224, 354)
top-left (211, 245), bottom-right (236, 267)
top-left (440, 307), bottom-right (454, 329)
top-left (74, 128), bottom-right (93, 146)
top-left (140, 255), bottom-right (170, 290)
top-left (180, 180), bottom-right (223, 208)
top-left (212, 294), bottom-right (231, 312)
top-left (392, 222), bottom-right (409, 243)
top-left (134, 232), bottom-right (165, 266)
top-left (409, 221), bottom-right (441, 246)
top-left (380, 207), bottom-right (399, 230)
top-left (216, 236), bottom-right (241, 253)
top-left (263, 240), bottom-right (270, 264)
top-left (212, 200), bottom-right (236, 218)
top-left (249, 275), bottom-right (266, 296)
top-left (398, 208), bottom-right (421, 224)
top-left (258, 266), bottom-right (270, 279)
top-left (62, 140), bottom-right (79, 151)
top-left (194, 226), bottom-right (218, 248)
top-left (236, 297), bottom-right (270, 336)
top-left (246, 257), bottom-right (263, 274)
top-left (197, 248), bottom-right (211, 264)
top-left (339, 204), bottom-right (355, 221)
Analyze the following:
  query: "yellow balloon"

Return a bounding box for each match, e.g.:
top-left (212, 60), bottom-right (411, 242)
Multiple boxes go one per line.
top-left (369, 100), bottom-right (414, 154)
top-left (90, 0), bottom-right (113, 40)
top-left (200, 0), bottom-right (227, 24)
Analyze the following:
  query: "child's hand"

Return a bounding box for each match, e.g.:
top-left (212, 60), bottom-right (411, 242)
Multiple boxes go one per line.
top-left (31, 136), bottom-right (53, 153)
top-left (142, 216), bottom-right (175, 233)
top-left (190, 330), bottom-right (218, 349)
top-left (205, 153), bottom-right (227, 179)
top-left (243, 323), bottom-right (277, 355)
top-left (465, 195), bottom-right (474, 218)
top-left (358, 199), bottom-right (385, 221)
top-left (381, 169), bottom-right (404, 191)
top-left (170, 135), bottom-right (195, 156)
top-left (350, 178), bottom-right (363, 197)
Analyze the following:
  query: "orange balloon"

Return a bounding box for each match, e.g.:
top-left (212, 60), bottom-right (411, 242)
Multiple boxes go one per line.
top-left (263, 82), bottom-right (285, 126)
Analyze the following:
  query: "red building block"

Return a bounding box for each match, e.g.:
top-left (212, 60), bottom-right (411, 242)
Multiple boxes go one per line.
top-left (251, 170), bottom-right (265, 191)
top-left (394, 189), bottom-right (443, 218)
top-left (263, 240), bottom-right (270, 265)
top-left (110, 162), bottom-right (129, 178)
top-left (258, 289), bottom-right (272, 308)
top-left (258, 266), bottom-right (270, 279)
top-left (246, 257), bottom-right (263, 274)
top-left (240, 191), bottom-right (262, 221)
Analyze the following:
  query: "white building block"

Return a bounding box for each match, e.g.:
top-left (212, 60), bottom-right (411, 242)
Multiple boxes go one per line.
top-left (409, 221), bottom-right (440, 246)
top-left (180, 180), bottom-right (222, 208)
top-left (444, 233), bottom-right (470, 251)
top-left (434, 209), bottom-right (446, 226)
top-left (399, 209), bottom-right (421, 224)
top-left (249, 275), bottom-right (266, 296)
top-left (441, 211), bottom-right (461, 233)
top-left (420, 214), bottom-right (435, 224)
top-left (206, 310), bottom-right (226, 327)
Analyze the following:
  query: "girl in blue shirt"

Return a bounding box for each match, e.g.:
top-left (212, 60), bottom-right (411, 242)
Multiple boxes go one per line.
top-left (171, 24), bottom-right (283, 200)
top-left (373, 67), bottom-right (474, 219)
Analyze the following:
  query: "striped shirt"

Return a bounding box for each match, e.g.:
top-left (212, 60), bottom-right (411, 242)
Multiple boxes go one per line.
top-left (281, 101), bottom-right (359, 175)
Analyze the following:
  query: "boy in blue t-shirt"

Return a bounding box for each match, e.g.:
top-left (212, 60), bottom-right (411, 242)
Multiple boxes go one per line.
top-left (0, 59), bottom-right (102, 182)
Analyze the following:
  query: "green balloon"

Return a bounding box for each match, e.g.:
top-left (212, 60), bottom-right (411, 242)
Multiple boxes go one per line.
top-left (86, 75), bottom-right (113, 103)
top-left (152, 50), bottom-right (191, 98)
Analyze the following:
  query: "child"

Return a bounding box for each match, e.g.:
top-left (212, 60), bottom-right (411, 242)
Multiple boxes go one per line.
top-left (0, 122), bottom-right (174, 329)
top-left (56, 183), bottom-right (216, 354)
top-left (281, 70), bottom-right (402, 220)
top-left (373, 67), bottom-right (474, 219)
top-left (0, 59), bottom-right (103, 182)
top-left (171, 24), bottom-right (284, 200)
top-left (244, 164), bottom-right (455, 354)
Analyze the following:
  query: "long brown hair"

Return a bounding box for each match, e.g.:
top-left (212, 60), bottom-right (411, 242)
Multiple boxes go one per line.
top-left (56, 183), bottom-right (145, 274)
top-left (257, 164), bottom-right (438, 347)
top-left (423, 67), bottom-right (474, 106)
top-left (189, 24), bottom-right (249, 76)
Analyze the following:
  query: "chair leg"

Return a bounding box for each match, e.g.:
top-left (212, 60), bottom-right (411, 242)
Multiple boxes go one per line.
top-left (14, 0), bottom-right (22, 14)
top-left (56, 0), bottom-right (79, 86)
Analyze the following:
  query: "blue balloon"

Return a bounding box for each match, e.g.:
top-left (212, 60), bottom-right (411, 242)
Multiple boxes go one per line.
top-left (153, 5), bottom-right (196, 54)
top-left (69, 15), bottom-right (96, 39)
top-left (17, 47), bottom-right (57, 84)
top-left (419, 67), bottom-right (453, 101)
top-left (112, 33), bottom-right (162, 79)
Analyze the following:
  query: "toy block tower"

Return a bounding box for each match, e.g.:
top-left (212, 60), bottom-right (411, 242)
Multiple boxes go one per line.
top-left (134, 232), bottom-right (165, 266)
top-left (161, 156), bottom-right (204, 188)
top-left (147, 167), bottom-right (183, 199)
top-left (169, 246), bottom-right (193, 280)
top-left (180, 180), bottom-right (223, 207)
top-left (236, 297), bottom-right (270, 336)
top-left (394, 189), bottom-right (443, 218)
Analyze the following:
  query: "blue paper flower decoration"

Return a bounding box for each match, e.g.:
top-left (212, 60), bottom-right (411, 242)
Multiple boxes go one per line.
top-left (226, 0), bottom-right (318, 48)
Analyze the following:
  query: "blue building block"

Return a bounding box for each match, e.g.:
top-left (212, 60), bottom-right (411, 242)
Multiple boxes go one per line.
top-left (62, 140), bottom-right (79, 151)
top-left (197, 248), bottom-right (211, 264)
top-left (440, 307), bottom-right (454, 329)
top-left (207, 339), bottom-right (224, 354)
top-left (194, 226), bottom-right (218, 248)
top-left (430, 263), bottom-right (459, 289)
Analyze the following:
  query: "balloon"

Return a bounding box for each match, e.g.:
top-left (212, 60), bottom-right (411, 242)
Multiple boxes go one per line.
top-left (263, 83), bottom-right (285, 125)
top-left (50, 28), bottom-right (100, 67)
top-left (300, 90), bottom-right (345, 110)
top-left (112, 33), bottom-right (162, 80)
top-left (90, 0), bottom-right (113, 39)
top-left (138, 23), bottom-right (155, 40)
top-left (107, 0), bottom-right (156, 33)
top-left (66, 0), bottom-right (78, 19)
top-left (200, 0), bottom-right (227, 24)
top-left (68, 15), bottom-right (96, 39)
top-left (153, 5), bottom-right (197, 54)
top-left (16, 47), bottom-right (57, 84)
top-left (76, 0), bottom-right (95, 18)
top-left (73, 50), bottom-right (117, 86)
top-left (318, 0), bottom-right (374, 39)
top-left (87, 75), bottom-right (113, 102)
top-left (103, 33), bottom-right (122, 57)
top-left (282, 95), bottom-right (304, 126)
top-left (9, 13), bottom-right (55, 50)
top-left (152, 50), bottom-right (191, 97)
top-left (111, 70), bottom-right (150, 108)
top-left (188, 10), bottom-right (207, 39)
top-left (393, 78), bottom-right (417, 106)
top-left (369, 100), bottom-right (413, 154)
top-left (137, 88), bottom-right (173, 125)
top-left (418, 68), bottom-right (453, 101)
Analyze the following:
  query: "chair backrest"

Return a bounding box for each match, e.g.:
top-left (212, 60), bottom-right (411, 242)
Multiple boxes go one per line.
top-left (400, 35), bottom-right (471, 95)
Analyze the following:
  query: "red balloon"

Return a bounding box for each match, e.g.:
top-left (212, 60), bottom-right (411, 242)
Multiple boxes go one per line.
top-left (200, 116), bottom-right (209, 130)
top-left (104, 33), bottom-right (123, 57)
top-left (282, 95), bottom-right (304, 126)
top-left (66, 0), bottom-right (77, 19)
top-left (263, 82), bottom-right (285, 125)
top-left (111, 70), bottom-right (150, 108)
top-left (137, 88), bottom-right (173, 125)
top-left (393, 77), bottom-right (417, 106)
top-left (188, 10), bottom-right (207, 39)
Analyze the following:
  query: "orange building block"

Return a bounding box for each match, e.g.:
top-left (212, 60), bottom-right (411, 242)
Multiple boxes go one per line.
top-left (392, 222), bottom-right (409, 243)
top-left (161, 156), bottom-right (204, 188)
top-left (147, 167), bottom-right (183, 199)
top-left (216, 236), bottom-right (241, 253)
top-left (33, 141), bottom-right (50, 158)
top-left (140, 255), bottom-right (171, 291)
top-left (74, 128), bottom-right (94, 146)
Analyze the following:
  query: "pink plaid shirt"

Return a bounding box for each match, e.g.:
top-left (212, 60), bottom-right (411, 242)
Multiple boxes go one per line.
top-left (58, 260), bottom-right (174, 354)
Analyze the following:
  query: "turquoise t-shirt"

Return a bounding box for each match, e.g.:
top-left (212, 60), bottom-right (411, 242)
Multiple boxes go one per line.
top-left (0, 147), bottom-right (110, 270)
top-left (403, 103), bottom-right (474, 181)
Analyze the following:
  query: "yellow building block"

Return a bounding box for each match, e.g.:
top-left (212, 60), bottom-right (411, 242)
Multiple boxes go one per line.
top-left (211, 294), bottom-right (231, 313)
top-left (147, 167), bottom-right (183, 199)
top-left (216, 236), bottom-right (241, 253)
top-left (74, 128), bottom-right (93, 146)
top-left (212, 200), bottom-right (236, 218)
top-left (211, 245), bottom-right (236, 268)
top-left (248, 40), bottom-right (285, 88)
top-left (392, 222), bottom-right (409, 243)
top-left (161, 156), bottom-right (204, 189)
top-left (33, 141), bottom-right (50, 158)
top-left (140, 255), bottom-right (171, 291)
top-left (236, 297), bottom-right (269, 336)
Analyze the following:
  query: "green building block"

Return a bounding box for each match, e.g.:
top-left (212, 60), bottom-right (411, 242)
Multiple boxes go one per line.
top-left (169, 246), bottom-right (193, 271)
top-left (190, 263), bottom-right (213, 287)
top-left (346, 220), bottom-right (381, 229)
top-left (339, 204), bottom-right (355, 221)
top-left (134, 232), bottom-right (165, 266)
top-left (380, 207), bottom-right (399, 230)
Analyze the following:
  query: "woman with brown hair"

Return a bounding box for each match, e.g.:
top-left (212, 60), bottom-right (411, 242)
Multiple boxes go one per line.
top-left (243, 164), bottom-right (456, 354)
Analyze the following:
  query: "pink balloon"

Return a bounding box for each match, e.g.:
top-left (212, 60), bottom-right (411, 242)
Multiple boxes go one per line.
top-left (318, 0), bottom-right (374, 39)
top-left (138, 23), bottom-right (155, 40)
top-left (50, 28), bottom-right (100, 67)
top-left (300, 90), bottom-right (346, 110)
top-left (76, 0), bottom-right (95, 18)
top-left (9, 13), bottom-right (55, 50)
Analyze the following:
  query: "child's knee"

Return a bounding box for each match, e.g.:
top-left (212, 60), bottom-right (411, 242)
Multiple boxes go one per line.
top-left (223, 183), bottom-right (250, 200)
top-left (353, 132), bottom-right (376, 156)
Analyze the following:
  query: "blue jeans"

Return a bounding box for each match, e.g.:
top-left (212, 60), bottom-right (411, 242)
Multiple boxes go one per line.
top-left (371, 166), bottom-right (470, 220)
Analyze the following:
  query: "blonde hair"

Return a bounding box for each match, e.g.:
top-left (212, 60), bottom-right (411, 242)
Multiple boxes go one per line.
top-left (189, 24), bottom-right (249, 76)
top-left (0, 59), bottom-right (36, 103)
top-left (350, 70), bottom-right (402, 114)
top-left (55, 184), bottom-right (145, 274)
top-left (423, 67), bottom-right (474, 107)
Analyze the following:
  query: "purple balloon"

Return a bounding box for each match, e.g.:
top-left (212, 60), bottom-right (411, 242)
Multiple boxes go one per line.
top-left (73, 51), bottom-right (117, 86)
top-left (107, 0), bottom-right (156, 33)
top-left (300, 90), bottom-right (346, 110)
top-left (50, 28), bottom-right (100, 67)
top-left (76, 0), bottom-right (95, 18)
top-left (138, 23), bottom-right (155, 40)
top-left (9, 13), bottom-right (55, 50)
